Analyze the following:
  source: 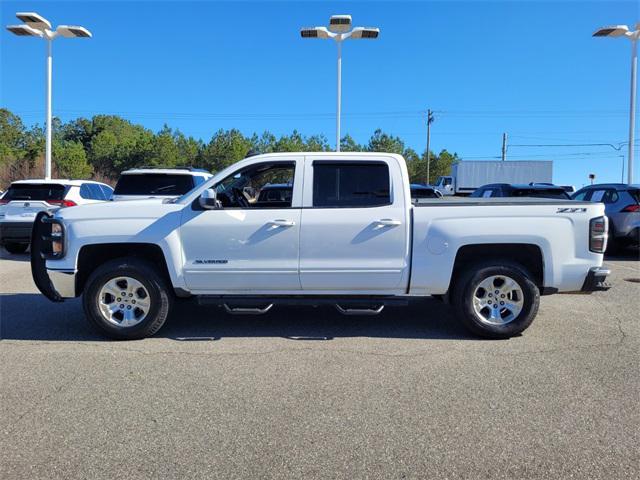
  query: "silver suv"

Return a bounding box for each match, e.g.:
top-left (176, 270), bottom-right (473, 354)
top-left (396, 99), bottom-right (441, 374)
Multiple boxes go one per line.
top-left (572, 183), bottom-right (640, 251)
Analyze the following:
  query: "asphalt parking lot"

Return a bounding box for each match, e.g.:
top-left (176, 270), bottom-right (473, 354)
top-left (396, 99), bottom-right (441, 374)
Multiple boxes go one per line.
top-left (1, 249), bottom-right (638, 479)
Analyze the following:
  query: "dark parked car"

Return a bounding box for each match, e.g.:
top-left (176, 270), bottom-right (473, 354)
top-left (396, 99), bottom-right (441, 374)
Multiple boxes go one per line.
top-left (470, 183), bottom-right (571, 200)
top-left (571, 184), bottom-right (640, 251)
top-left (410, 184), bottom-right (442, 203)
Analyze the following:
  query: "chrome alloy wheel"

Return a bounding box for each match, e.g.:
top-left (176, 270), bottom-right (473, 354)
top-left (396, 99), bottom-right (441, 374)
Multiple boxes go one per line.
top-left (472, 275), bottom-right (524, 326)
top-left (97, 277), bottom-right (151, 327)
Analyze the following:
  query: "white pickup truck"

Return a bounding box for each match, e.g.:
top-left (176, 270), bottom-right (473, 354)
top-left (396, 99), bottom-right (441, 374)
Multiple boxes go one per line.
top-left (31, 152), bottom-right (611, 340)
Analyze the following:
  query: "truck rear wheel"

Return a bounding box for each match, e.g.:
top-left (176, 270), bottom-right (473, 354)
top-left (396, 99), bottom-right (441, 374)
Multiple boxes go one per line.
top-left (83, 257), bottom-right (172, 340)
top-left (452, 261), bottom-right (540, 338)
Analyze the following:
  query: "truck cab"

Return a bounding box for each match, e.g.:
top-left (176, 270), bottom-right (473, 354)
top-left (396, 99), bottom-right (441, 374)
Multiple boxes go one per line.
top-left (435, 176), bottom-right (455, 196)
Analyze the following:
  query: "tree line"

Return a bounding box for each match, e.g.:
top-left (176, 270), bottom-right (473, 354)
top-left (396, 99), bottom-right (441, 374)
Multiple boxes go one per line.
top-left (0, 108), bottom-right (458, 187)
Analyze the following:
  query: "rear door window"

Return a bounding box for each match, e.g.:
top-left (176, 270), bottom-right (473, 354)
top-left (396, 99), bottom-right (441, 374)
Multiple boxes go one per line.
top-left (3, 183), bottom-right (67, 201)
top-left (114, 174), bottom-right (195, 196)
top-left (602, 190), bottom-right (619, 204)
top-left (312, 162), bottom-right (391, 208)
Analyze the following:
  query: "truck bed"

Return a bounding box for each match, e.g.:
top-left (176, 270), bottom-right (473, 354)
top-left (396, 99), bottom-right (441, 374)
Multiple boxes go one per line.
top-left (409, 199), bottom-right (603, 295)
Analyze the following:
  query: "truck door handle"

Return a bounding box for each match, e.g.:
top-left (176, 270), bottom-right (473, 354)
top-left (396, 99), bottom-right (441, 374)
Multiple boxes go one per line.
top-left (376, 219), bottom-right (401, 227)
top-left (270, 219), bottom-right (296, 227)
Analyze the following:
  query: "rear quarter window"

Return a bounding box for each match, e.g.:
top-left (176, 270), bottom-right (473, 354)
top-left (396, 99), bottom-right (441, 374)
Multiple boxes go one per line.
top-left (100, 184), bottom-right (114, 199)
top-left (80, 183), bottom-right (106, 200)
top-left (628, 189), bottom-right (640, 203)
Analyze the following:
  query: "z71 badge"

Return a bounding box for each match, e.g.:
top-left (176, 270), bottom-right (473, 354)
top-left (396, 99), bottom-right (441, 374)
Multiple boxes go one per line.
top-left (556, 207), bottom-right (587, 213)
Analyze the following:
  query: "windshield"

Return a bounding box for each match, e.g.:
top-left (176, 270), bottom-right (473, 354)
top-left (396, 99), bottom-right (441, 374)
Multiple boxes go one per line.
top-left (114, 174), bottom-right (195, 196)
top-left (3, 183), bottom-right (67, 201)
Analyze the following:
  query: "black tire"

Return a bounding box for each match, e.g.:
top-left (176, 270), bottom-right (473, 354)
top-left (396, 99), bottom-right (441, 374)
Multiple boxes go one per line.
top-left (606, 237), bottom-right (620, 255)
top-left (82, 257), bottom-right (173, 340)
top-left (4, 242), bottom-right (29, 254)
top-left (606, 224), bottom-right (620, 254)
top-left (452, 261), bottom-right (540, 339)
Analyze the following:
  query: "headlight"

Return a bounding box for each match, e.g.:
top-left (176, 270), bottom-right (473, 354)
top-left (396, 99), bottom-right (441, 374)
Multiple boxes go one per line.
top-left (42, 217), bottom-right (64, 260)
top-left (51, 223), bottom-right (64, 256)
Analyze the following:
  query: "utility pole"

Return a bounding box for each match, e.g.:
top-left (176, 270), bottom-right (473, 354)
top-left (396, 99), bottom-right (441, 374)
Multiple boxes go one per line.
top-left (501, 132), bottom-right (508, 161)
top-left (426, 109), bottom-right (434, 184)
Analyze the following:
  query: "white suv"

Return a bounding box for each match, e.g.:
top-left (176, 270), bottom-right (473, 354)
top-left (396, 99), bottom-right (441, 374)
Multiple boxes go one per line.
top-left (112, 168), bottom-right (212, 201)
top-left (0, 179), bottom-right (113, 254)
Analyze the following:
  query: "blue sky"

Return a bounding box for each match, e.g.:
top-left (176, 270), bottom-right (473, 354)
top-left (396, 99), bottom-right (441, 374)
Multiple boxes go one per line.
top-left (1, 0), bottom-right (638, 186)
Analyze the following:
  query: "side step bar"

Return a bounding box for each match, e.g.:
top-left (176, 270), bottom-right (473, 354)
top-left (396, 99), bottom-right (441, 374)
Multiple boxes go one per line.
top-left (335, 304), bottom-right (384, 316)
top-left (223, 303), bottom-right (273, 315)
top-left (198, 295), bottom-right (406, 316)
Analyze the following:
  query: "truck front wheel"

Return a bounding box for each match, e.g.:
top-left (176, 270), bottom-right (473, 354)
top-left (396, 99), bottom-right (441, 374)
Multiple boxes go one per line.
top-left (452, 261), bottom-right (540, 338)
top-left (83, 257), bottom-right (172, 340)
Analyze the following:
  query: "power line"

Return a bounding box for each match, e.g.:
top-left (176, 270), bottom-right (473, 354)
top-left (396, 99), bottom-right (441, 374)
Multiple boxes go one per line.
top-left (10, 107), bottom-right (629, 120)
top-left (461, 151), bottom-right (633, 159)
top-left (509, 142), bottom-right (636, 151)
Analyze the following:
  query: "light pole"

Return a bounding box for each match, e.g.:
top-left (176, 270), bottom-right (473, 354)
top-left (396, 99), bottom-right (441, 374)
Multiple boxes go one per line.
top-left (594, 23), bottom-right (639, 184)
top-left (619, 154), bottom-right (625, 182)
top-left (6, 12), bottom-right (91, 180)
top-left (301, 15), bottom-right (379, 152)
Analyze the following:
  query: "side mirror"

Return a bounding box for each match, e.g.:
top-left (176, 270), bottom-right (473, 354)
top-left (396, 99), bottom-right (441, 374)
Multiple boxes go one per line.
top-left (199, 188), bottom-right (222, 210)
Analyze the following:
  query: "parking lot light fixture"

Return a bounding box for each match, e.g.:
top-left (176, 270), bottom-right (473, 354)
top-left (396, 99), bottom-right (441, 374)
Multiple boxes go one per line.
top-left (301, 15), bottom-right (380, 152)
top-left (593, 23), bottom-right (640, 184)
top-left (6, 24), bottom-right (43, 37)
top-left (6, 12), bottom-right (92, 180)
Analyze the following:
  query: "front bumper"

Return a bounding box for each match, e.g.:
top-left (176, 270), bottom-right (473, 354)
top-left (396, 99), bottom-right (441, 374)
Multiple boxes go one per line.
top-left (580, 267), bottom-right (612, 292)
top-left (0, 221), bottom-right (33, 244)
